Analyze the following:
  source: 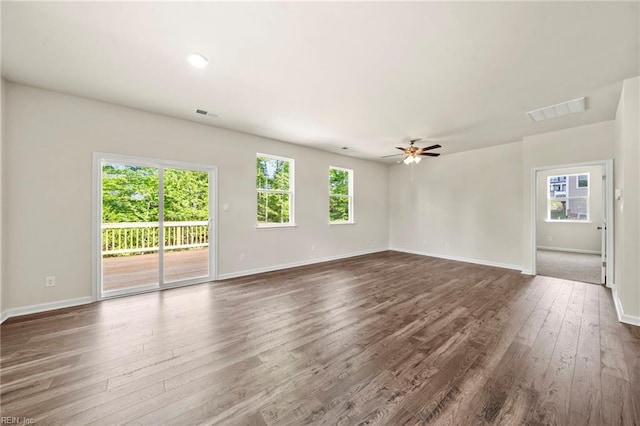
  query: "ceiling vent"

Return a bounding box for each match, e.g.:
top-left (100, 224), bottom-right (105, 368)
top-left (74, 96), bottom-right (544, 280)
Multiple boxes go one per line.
top-left (527, 97), bottom-right (586, 122)
top-left (195, 109), bottom-right (219, 118)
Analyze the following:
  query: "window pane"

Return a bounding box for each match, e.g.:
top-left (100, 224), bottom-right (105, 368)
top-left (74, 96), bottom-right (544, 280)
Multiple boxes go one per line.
top-left (102, 163), bottom-right (159, 223)
top-left (257, 192), bottom-right (290, 224)
top-left (549, 199), bottom-right (567, 220)
top-left (257, 157), bottom-right (289, 191)
top-left (329, 168), bottom-right (349, 195)
top-left (577, 174), bottom-right (589, 188)
top-left (548, 175), bottom-right (567, 198)
top-left (567, 198), bottom-right (588, 220)
top-left (329, 196), bottom-right (350, 222)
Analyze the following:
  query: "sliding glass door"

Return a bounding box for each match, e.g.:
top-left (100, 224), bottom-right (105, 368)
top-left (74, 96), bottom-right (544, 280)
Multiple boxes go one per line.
top-left (96, 154), bottom-right (216, 298)
top-left (163, 167), bottom-right (210, 283)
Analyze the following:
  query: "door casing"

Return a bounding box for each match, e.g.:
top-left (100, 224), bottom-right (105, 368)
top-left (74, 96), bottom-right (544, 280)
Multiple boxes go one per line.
top-left (530, 159), bottom-right (614, 287)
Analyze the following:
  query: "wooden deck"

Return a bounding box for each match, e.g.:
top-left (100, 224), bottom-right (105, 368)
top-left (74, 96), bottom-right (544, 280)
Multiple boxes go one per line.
top-left (1, 251), bottom-right (638, 424)
top-left (102, 248), bottom-right (209, 291)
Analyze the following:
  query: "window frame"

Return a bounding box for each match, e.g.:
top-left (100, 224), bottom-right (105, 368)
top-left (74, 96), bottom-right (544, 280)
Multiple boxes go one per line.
top-left (256, 153), bottom-right (295, 228)
top-left (547, 173), bottom-right (590, 222)
top-left (328, 166), bottom-right (354, 224)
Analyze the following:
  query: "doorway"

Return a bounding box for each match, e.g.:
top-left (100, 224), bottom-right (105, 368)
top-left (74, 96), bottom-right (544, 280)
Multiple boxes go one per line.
top-left (532, 160), bottom-right (613, 286)
top-left (93, 153), bottom-right (217, 299)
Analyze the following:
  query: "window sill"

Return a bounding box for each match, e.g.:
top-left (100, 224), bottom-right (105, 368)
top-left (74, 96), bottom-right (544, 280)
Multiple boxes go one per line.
top-left (255, 223), bottom-right (298, 229)
top-left (543, 219), bottom-right (592, 223)
top-left (329, 221), bottom-right (356, 226)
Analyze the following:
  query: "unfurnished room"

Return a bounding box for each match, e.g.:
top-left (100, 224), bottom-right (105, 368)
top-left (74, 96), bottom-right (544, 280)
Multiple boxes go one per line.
top-left (0, 1), bottom-right (639, 425)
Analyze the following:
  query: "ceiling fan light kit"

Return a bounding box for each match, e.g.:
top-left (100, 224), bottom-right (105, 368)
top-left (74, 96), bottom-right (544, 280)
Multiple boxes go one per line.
top-left (383, 139), bottom-right (442, 165)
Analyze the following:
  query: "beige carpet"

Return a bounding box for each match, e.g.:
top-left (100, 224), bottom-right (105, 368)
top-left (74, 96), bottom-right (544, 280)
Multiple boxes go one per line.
top-left (536, 249), bottom-right (602, 284)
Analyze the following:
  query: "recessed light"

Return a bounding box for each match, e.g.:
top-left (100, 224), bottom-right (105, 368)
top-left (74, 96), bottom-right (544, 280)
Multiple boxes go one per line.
top-left (187, 53), bottom-right (208, 69)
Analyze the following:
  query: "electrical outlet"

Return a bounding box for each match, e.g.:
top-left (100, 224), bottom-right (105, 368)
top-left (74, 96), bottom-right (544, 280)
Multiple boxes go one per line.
top-left (311, 244), bottom-right (316, 252)
top-left (240, 253), bottom-right (245, 262)
top-left (547, 236), bottom-right (553, 242)
top-left (45, 276), bottom-right (56, 287)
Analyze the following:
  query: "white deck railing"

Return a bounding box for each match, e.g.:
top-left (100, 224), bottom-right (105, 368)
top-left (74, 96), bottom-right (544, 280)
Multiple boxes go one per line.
top-left (102, 221), bottom-right (208, 256)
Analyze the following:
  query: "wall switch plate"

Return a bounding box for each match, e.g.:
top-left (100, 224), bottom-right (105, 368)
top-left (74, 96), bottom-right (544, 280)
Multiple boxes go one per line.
top-left (45, 276), bottom-right (56, 287)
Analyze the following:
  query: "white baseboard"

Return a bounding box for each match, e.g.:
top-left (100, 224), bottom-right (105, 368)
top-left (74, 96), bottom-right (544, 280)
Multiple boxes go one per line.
top-left (521, 270), bottom-right (534, 276)
top-left (536, 246), bottom-right (601, 255)
top-left (612, 288), bottom-right (640, 327)
top-left (388, 247), bottom-right (522, 272)
top-left (0, 296), bottom-right (93, 324)
top-left (217, 248), bottom-right (388, 280)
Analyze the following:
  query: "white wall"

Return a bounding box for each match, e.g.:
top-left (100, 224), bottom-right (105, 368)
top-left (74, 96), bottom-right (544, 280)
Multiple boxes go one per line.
top-left (613, 76), bottom-right (640, 323)
top-left (389, 141), bottom-right (523, 269)
top-left (389, 120), bottom-right (615, 274)
top-left (521, 120), bottom-right (615, 274)
top-left (3, 82), bottom-right (389, 311)
top-left (536, 165), bottom-right (603, 253)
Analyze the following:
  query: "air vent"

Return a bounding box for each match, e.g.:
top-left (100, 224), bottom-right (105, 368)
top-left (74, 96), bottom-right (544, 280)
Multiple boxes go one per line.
top-left (527, 97), bottom-right (586, 122)
top-left (195, 109), bottom-right (219, 118)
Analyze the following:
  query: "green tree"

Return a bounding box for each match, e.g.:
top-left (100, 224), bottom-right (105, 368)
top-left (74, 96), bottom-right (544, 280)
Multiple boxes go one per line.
top-left (329, 168), bottom-right (350, 222)
top-left (257, 156), bottom-right (290, 223)
top-left (102, 164), bottom-right (209, 223)
top-left (102, 164), bottom-right (159, 223)
top-left (164, 169), bottom-right (209, 221)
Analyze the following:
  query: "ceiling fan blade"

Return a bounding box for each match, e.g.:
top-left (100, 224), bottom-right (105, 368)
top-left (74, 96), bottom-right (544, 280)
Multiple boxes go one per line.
top-left (419, 144), bottom-right (442, 152)
top-left (419, 152), bottom-right (441, 157)
top-left (381, 153), bottom-right (403, 158)
top-left (395, 147), bottom-right (407, 151)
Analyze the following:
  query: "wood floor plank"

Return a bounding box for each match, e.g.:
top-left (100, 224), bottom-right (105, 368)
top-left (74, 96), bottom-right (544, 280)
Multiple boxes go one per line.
top-left (1, 251), bottom-right (638, 424)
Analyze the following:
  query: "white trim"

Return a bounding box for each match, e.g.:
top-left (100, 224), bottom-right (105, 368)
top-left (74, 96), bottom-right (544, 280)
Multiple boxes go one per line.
top-left (612, 288), bottom-right (640, 327)
top-left (521, 270), bottom-right (534, 276)
top-left (217, 248), bottom-right (387, 280)
top-left (255, 223), bottom-right (298, 229)
top-left (0, 296), bottom-right (93, 323)
top-left (389, 247), bottom-right (522, 271)
top-left (543, 219), bottom-right (593, 224)
top-left (536, 246), bottom-right (601, 255)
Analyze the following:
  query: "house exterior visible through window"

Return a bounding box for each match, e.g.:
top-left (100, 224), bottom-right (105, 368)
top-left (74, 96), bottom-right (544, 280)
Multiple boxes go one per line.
top-left (329, 167), bottom-right (353, 223)
top-left (256, 154), bottom-right (294, 226)
top-left (548, 173), bottom-right (589, 221)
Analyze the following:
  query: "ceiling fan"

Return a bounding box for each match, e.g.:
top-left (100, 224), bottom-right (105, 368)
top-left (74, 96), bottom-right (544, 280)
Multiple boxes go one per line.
top-left (382, 139), bottom-right (442, 164)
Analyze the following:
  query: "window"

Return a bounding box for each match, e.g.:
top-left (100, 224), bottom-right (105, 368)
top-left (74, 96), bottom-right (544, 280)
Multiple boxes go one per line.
top-left (329, 167), bottom-right (353, 223)
top-left (577, 174), bottom-right (588, 188)
top-left (256, 154), bottom-right (294, 226)
top-left (547, 173), bottom-right (589, 221)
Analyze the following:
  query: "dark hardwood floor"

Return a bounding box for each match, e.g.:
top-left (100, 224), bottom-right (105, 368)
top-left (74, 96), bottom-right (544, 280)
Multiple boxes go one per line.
top-left (1, 251), bottom-right (639, 425)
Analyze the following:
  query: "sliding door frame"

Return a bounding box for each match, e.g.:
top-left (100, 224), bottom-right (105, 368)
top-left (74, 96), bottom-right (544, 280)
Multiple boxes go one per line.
top-left (92, 152), bottom-right (218, 301)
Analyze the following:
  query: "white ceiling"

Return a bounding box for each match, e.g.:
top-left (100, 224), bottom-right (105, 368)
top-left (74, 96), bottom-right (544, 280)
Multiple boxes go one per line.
top-left (2, 2), bottom-right (638, 162)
